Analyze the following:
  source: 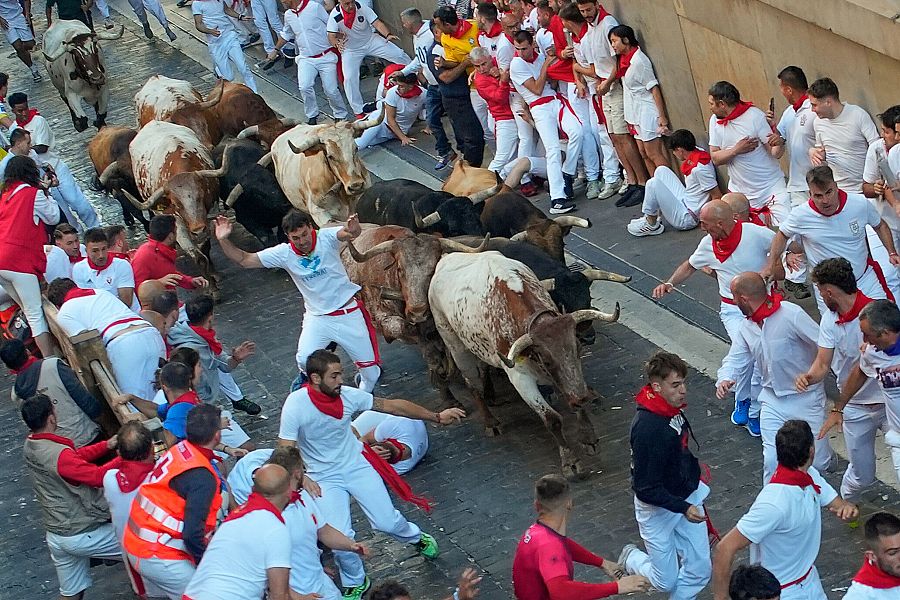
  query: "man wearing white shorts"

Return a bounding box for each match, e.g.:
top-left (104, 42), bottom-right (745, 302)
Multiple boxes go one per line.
top-left (0, 0), bottom-right (40, 81)
top-left (268, 0), bottom-right (348, 124)
top-left (214, 211), bottom-right (384, 391)
top-left (192, 0), bottom-right (258, 92)
top-left (277, 349), bottom-right (464, 599)
top-left (327, 0), bottom-right (410, 118)
top-left (352, 410), bottom-right (428, 475)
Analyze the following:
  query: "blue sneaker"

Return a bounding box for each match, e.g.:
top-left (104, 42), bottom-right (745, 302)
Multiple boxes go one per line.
top-left (746, 417), bottom-right (761, 437)
top-left (730, 399), bottom-right (750, 426)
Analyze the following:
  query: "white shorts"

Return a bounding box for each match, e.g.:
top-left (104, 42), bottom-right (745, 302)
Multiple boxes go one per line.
top-left (47, 524), bottom-right (121, 597)
top-left (4, 14), bottom-right (33, 44)
top-left (601, 81), bottom-right (628, 135)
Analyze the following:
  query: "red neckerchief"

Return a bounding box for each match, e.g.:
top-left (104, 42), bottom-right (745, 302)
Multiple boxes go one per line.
top-left (769, 464), bottom-right (820, 493)
top-left (634, 384), bottom-right (684, 418)
top-left (571, 23), bottom-right (588, 43)
top-left (712, 221), bottom-right (742, 263)
top-left (115, 460), bottom-right (154, 493)
top-left (289, 230), bottom-right (317, 256)
top-left (680, 149), bottom-right (711, 176)
top-left (853, 560), bottom-right (900, 589)
top-left (340, 3), bottom-right (356, 27)
top-left (792, 94), bottom-right (808, 112)
top-left (716, 101), bottom-right (753, 125)
top-left (188, 324), bottom-right (223, 355)
top-left (28, 432), bottom-right (76, 449)
top-left (224, 491), bottom-right (286, 524)
top-left (615, 45), bottom-right (638, 79)
top-left (67, 253), bottom-right (84, 264)
top-left (361, 444), bottom-right (433, 512)
top-left (16, 108), bottom-right (40, 126)
top-left (86, 254), bottom-right (114, 273)
top-left (479, 21), bottom-right (502, 38)
top-left (381, 438), bottom-right (405, 464)
top-left (291, 0), bottom-right (310, 13)
top-left (504, 32), bottom-right (514, 43)
top-left (304, 383), bottom-right (343, 419)
top-left (170, 390), bottom-right (200, 408)
top-left (749, 292), bottom-right (783, 325)
top-left (62, 287), bottom-right (96, 304)
top-left (148, 239), bottom-right (178, 263)
top-left (397, 86), bottom-right (422, 99)
top-left (381, 63), bottom-right (404, 90)
top-left (10, 355), bottom-right (38, 374)
top-left (515, 49), bottom-right (538, 64)
top-left (837, 291), bottom-right (873, 325)
top-left (451, 19), bottom-right (474, 39)
top-left (596, 4), bottom-right (610, 21)
top-left (747, 206), bottom-right (770, 227)
top-left (109, 251), bottom-right (130, 262)
top-left (289, 490), bottom-right (318, 524)
top-left (808, 189), bottom-right (848, 216)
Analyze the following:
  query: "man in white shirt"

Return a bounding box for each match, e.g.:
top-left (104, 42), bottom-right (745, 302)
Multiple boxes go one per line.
top-left (475, 1), bottom-right (513, 69)
top-left (327, 0), bottom-right (410, 118)
top-left (191, 0), bottom-right (258, 93)
top-left (277, 349), bottom-right (464, 599)
top-left (654, 201), bottom-right (772, 436)
top-left (798, 258), bottom-right (887, 501)
top-left (0, 0), bottom-right (41, 81)
top-left (808, 77), bottom-right (880, 194)
top-left (771, 66), bottom-right (816, 206)
top-left (182, 464), bottom-right (293, 600)
top-left (844, 512), bottom-right (900, 599)
top-left (711, 420), bottom-right (857, 600)
top-left (352, 410), bottom-right (428, 475)
top-left (862, 105), bottom-right (900, 247)
top-left (72, 228), bottom-right (140, 312)
top-left (44, 224), bottom-right (85, 284)
top-left (716, 273), bottom-right (833, 482)
top-left (267, 0), bottom-right (348, 125)
top-left (707, 81), bottom-right (790, 226)
top-left (214, 211), bottom-right (385, 391)
top-left (226, 448), bottom-right (274, 504)
top-left (356, 73), bottom-right (425, 149)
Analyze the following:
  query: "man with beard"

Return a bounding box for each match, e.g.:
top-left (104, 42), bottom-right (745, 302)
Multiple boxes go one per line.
top-left (844, 512), bottom-right (900, 598)
top-left (276, 349), bottom-right (465, 600)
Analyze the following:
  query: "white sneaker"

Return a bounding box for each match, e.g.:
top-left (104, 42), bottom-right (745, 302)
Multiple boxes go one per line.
top-left (627, 216), bottom-right (664, 237)
top-left (586, 179), bottom-right (602, 199)
top-left (618, 179), bottom-right (629, 195)
top-left (598, 179), bottom-right (621, 200)
top-left (618, 543), bottom-right (639, 575)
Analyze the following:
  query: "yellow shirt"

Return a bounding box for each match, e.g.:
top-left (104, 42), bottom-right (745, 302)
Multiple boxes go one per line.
top-left (440, 20), bottom-right (479, 86)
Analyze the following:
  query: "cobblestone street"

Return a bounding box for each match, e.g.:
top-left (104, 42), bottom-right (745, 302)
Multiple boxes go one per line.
top-left (0, 8), bottom-right (898, 600)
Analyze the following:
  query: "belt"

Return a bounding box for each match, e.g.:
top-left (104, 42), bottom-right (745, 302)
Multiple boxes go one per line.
top-left (781, 565), bottom-right (813, 589)
top-left (308, 47), bottom-right (338, 59)
top-left (325, 298), bottom-right (360, 316)
top-left (529, 95), bottom-right (555, 109)
top-left (720, 296), bottom-right (736, 305)
top-left (102, 317), bottom-right (150, 343)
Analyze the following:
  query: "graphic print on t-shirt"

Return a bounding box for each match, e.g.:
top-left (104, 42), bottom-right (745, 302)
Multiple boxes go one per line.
top-left (297, 253), bottom-right (324, 282)
top-left (876, 366), bottom-right (900, 390)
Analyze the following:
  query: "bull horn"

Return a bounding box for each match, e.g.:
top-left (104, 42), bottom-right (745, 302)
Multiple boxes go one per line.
top-left (570, 304), bottom-right (620, 324)
top-left (503, 332), bottom-right (534, 366)
top-left (224, 183), bottom-right (244, 208)
top-left (236, 125), bottom-right (259, 139)
top-left (540, 278), bottom-right (555, 291)
top-left (347, 239), bottom-right (395, 262)
top-left (288, 137), bottom-right (321, 154)
top-left (380, 288), bottom-right (404, 302)
top-left (122, 186), bottom-right (164, 210)
top-left (510, 231), bottom-right (529, 242)
top-left (438, 233), bottom-right (491, 254)
top-left (467, 181), bottom-right (502, 204)
top-left (581, 268), bottom-right (631, 283)
top-left (194, 142), bottom-right (232, 178)
top-left (196, 79), bottom-right (225, 110)
top-left (279, 118), bottom-right (299, 127)
top-left (97, 162), bottom-right (120, 187)
top-left (351, 109), bottom-right (385, 134)
top-left (257, 152), bottom-right (273, 168)
top-left (552, 216), bottom-right (592, 228)
top-left (43, 43), bottom-right (69, 62)
top-left (416, 207), bottom-right (441, 227)
top-left (96, 24), bottom-right (125, 40)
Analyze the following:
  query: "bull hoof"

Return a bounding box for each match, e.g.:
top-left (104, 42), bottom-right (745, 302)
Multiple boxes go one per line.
top-left (580, 439), bottom-right (601, 456)
top-left (561, 458), bottom-right (588, 480)
top-left (484, 423), bottom-right (503, 437)
top-left (74, 117), bottom-right (89, 132)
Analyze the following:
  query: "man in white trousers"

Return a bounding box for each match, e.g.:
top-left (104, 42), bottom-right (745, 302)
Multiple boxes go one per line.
top-left (820, 299), bottom-right (900, 488)
top-left (128, 0), bottom-right (177, 40)
top-left (470, 47), bottom-right (518, 173)
top-left (712, 420), bottom-right (857, 600)
top-left (214, 211), bottom-right (383, 392)
top-left (654, 201), bottom-right (773, 437)
top-left (249, 0), bottom-right (282, 54)
top-left (192, 0), bottom-right (258, 92)
top-left (268, 0), bottom-right (348, 125)
top-left (797, 258), bottom-right (887, 502)
top-left (509, 29), bottom-right (581, 214)
top-left (277, 349), bottom-right (464, 600)
top-left (327, 0), bottom-right (410, 119)
top-left (716, 272), bottom-right (833, 483)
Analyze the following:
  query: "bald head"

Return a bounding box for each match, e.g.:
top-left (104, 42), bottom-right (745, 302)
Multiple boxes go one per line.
top-left (731, 272), bottom-right (768, 300)
top-left (252, 464), bottom-right (292, 510)
top-left (700, 199), bottom-right (734, 223)
top-left (721, 193), bottom-right (750, 218)
top-left (501, 12), bottom-right (519, 28)
top-left (138, 279), bottom-right (166, 309)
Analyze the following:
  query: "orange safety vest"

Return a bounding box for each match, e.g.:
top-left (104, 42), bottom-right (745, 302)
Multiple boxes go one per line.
top-left (122, 441), bottom-right (225, 562)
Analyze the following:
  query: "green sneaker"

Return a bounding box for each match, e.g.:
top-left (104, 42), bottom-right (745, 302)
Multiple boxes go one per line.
top-left (342, 576), bottom-right (371, 600)
top-left (415, 532), bottom-right (440, 559)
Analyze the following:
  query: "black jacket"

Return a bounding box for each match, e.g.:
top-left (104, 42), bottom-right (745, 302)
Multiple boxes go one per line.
top-left (630, 405), bottom-right (701, 514)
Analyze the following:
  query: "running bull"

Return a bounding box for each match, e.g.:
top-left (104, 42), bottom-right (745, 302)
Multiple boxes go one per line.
top-left (90, 125), bottom-right (150, 229)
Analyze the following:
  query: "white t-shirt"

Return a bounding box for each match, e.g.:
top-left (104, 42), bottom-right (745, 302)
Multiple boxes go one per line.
top-left (326, 3), bottom-right (378, 52)
top-left (534, 28), bottom-right (553, 56)
top-left (56, 288), bottom-right (145, 344)
top-left (182, 509), bottom-right (291, 600)
top-left (681, 158), bottom-right (718, 215)
top-left (192, 0), bottom-right (237, 44)
top-left (384, 87), bottom-right (425, 134)
top-left (813, 103), bottom-right (880, 194)
top-left (688, 223), bottom-right (774, 299)
top-left (352, 410), bottom-right (428, 475)
top-left (863, 139), bottom-right (900, 233)
top-left (278, 385), bottom-right (373, 477)
top-left (43, 245), bottom-right (83, 283)
top-left (256, 227), bottom-right (360, 316)
top-left (0, 0), bottom-right (25, 21)
top-left (620, 48), bottom-right (659, 127)
top-left (478, 30), bottom-right (514, 70)
top-left (860, 345), bottom-right (900, 425)
top-left (400, 22), bottom-right (438, 87)
top-left (844, 578), bottom-right (900, 599)
top-left (776, 98), bottom-right (816, 192)
top-left (818, 308), bottom-right (884, 405)
top-left (708, 106), bottom-right (787, 205)
top-left (509, 53), bottom-right (552, 105)
top-left (779, 193), bottom-right (881, 277)
top-left (284, 491), bottom-right (341, 599)
top-left (736, 467), bottom-right (837, 588)
top-left (890, 143), bottom-right (900, 182)
top-left (590, 14), bottom-right (618, 80)
top-left (226, 448), bottom-right (274, 505)
top-left (281, 2), bottom-right (332, 58)
top-left (72, 257), bottom-right (140, 313)
top-left (102, 469), bottom-right (144, 543)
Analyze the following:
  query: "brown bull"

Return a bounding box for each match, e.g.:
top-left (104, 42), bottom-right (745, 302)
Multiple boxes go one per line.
top-left (90, 126), bottom-right (149, 229)
top-left (212, 82), bottom-right (280, 137)
top-left (165, 80), bottom-right (225, 147)
top-left (134, 75), bottom-right (203, 127)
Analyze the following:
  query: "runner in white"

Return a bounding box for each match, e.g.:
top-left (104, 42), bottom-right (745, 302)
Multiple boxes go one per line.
top-left (355, 73), bottom-right (425, 149)
top-left (326, 0), bottom-right (410, 118)
top-left (72, 227), bottom-right (140, 312)
top-left (128, 0), bottom-right (177, 40)
top-left (771, 66), bottom-right (816, 206)
top-left (797, 258), bottom-right (887, 501)
top-left (214, 211), bottom-right (383, 392)
top-left (249, 0), bottom-right (282, 54)
top-left (863, 106), bottom-right (900, 247)
top-left (711, 420), bottom-right (857, 600)
top-left (844, 512), bottom-right (900, 599)
top-left (276, 349), bottom-right (464, 599)
top-left (352, 410), bottom-right (428, 475)
top-left (716, 272), bottom-right (833, 483)
top-left (192, 0), bottom-right (258, 92)
top-left (226, 448), bottom-right (274, 505)
top-left (0, 0), bottom-right (41, 81)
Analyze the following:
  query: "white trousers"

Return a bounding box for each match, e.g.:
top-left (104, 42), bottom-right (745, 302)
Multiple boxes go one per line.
top-left (249, 0), bottom-right (282, 53)
top-left (627, 482), bottom-right (711, 600)
top-left (209, 30), bottom-right (258, 93)
top-left (128, 0), bottom-right (169, 27)
top-left (91, 0), bottom-right (110, 20)
top-left (488, 119), bottom-right (518, 173)
top-left (315, 460), bottom-right (421, 587)
top-left (530, 99), bottom-right (580, 200)
top-left (296, 306), bottom-right (380, 392)
top-left (355, 122), bottom-right (395, 149)
top-left (510, 92), bottom-right (537, 161)
top-left (719, 302), bottom-right (759, 418)
top-left (841, 402), bottom-right (888, 501)
top-left (298, 52), bottom-right (348, 120)
top-left (47, 524), bottom-right (121, 597)
top-left (0, 269), bottom-right (47, 336)
top-left (779, 568), bottom-right (825, 600)
top-left (470, 89), bottom-right (493, 141)
top-left (107, 327), bottom-right (166, 400)
top-left (126, 552), bottom-right (195, 600)
top-left (340, 38), bottom-right (410, 114)
top-left (567, 86), bottom-right (600, 181)
top-left (759, 386), bottom-right (832, 483)
top-left (50, 160), bottom-right (100, 233)
top-left (218, 371), bottom-right (243, 403)
top-left (643, 166), bottom-right (700, 230)
top-left (590, 94), bottom-right (621, 182)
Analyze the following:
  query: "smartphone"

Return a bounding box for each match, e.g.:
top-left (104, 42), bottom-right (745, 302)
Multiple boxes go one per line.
top-left (768, 97), bottom-right (775, 114)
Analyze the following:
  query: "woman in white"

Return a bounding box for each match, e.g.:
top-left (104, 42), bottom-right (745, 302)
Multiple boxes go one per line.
top-left (355, 73), bottom-right (425, 150)
top-left (192, 0), bottom-right (258, 92)
top-left (608, 24), bottom-right (671, 173)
